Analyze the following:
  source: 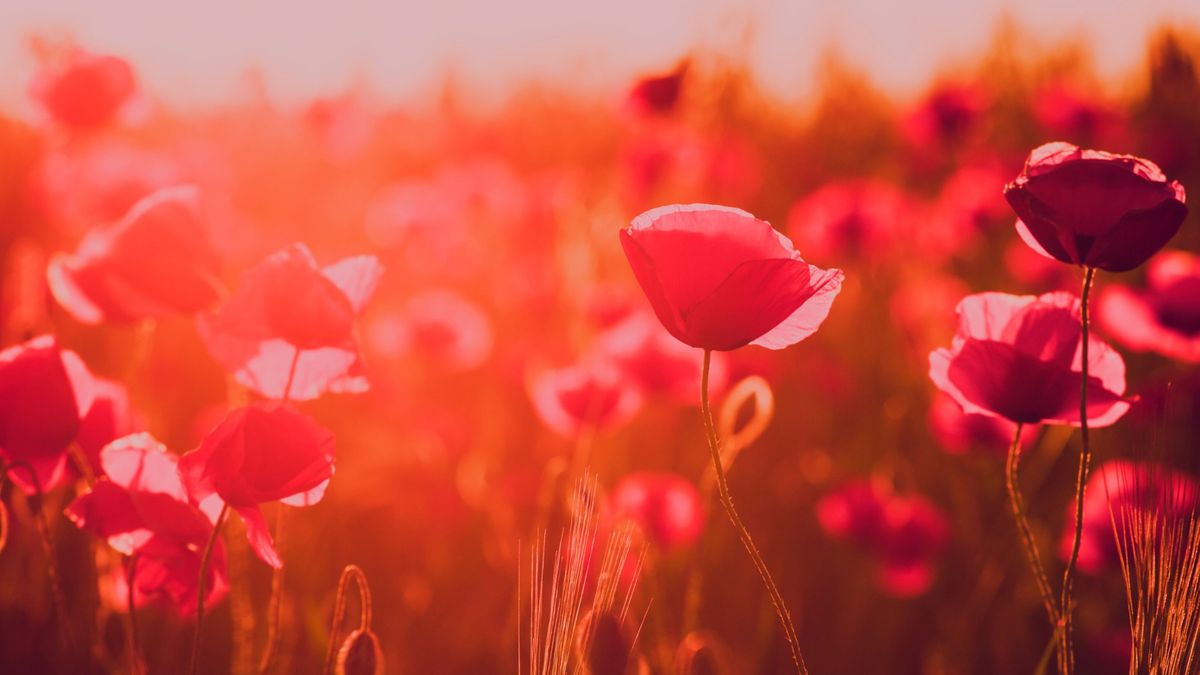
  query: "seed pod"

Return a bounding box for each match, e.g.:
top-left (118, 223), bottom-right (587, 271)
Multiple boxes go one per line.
top-left (335, 628), bottom-right (383, 675)
top-left (674, 631), bottom-right (736, 675)
top-left (575, 609), bottom-right (628, 675)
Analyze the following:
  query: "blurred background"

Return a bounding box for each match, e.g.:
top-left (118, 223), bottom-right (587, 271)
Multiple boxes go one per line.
top-left (1, 1), bottom-right (1200, 674)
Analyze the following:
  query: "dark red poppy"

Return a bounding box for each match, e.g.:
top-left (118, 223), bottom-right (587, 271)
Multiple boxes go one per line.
top-left (528, 360), bottom-right (643, 438)
top-left (65, 433), bottom-right (227, 614)
top-left (47, 186), bottom-right (223, 325)
top-left (179, 403), bottom-right (336, 568)
top-left (1098, 250), bottom-right (1200, 362)
top-left (29, 49), bottom-right (135, 130)
top-left (197, 243), bottom-right (381, 400)
top-left (1059, 460), bottom-right (1199, 574)
top-left (1004, 142), bottom-right (1187, 272)
top-left (621, 204), bottom-right (844, 352)
top-left (929, 292), bottom-right (1130, 427)
top-left (606, 472), bottom-right (704, 551)
top-left (0, 335), bottom-right (94, 494)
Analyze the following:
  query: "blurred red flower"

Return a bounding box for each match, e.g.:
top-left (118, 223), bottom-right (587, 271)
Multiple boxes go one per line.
top-left (1098, 250), bottom-right (1200, 362)
top-left (817, 480), bottom-right (949, 597)
top-left (29, 49), bottom-right (135, 130)
top-left (47, 186), bottom-right (223, 325)
top-left (621, 204), bottom-right (844, 351)
top-left (528, 360), bottom-right (643, 438)
top-left (1004, 142), bottom-right (1188, 272)
top-left (595, 311), bottom-right (729, 403)
top-left (1033, 84), bottom-right (1122, 143)
top-left (197, 243), bottom-right (381, 400)
top-left (786, 180), bottom-right (914, 262)
top-left (626, 61), bottom-right (688, 116)
top-left (1059, 460), bottom-right (1200, 574)
top-left (76, 376), bottom-right (137, 477)
top-left (927, 392), bottom-right (1037, 456)
top-left (179, 403), bottom-right (336, 568)
top-left (903, 82), bottom-right (989, 148)
top-left (0, 335), bottom-right (95, 494)
top-left (929, 292), bottom-right (1130, 427)
top-left (606, 472), bottom-right (704, 551)
top-left (65, 433), bottom-right (228, 614)
top-left (370, 289), bottom-right (493, 372)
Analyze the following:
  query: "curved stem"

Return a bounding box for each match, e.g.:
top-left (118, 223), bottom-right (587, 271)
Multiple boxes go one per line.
top-left (188, 504), bottom-right (230, 675)
top-left (700, 350), bottom-right (808, 675)
top-left (1059, 265), bottom-right (1096, 675)
top-left (1004, 423), bottom-right (1059, 630)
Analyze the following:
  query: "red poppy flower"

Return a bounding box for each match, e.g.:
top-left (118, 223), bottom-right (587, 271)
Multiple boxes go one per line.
top-left (29, 49), bottom-right (135, 130)
top-left (0, 335), bottom-right (94, 494)
top-left (595, 311), bottom-right (729, 403)
top-left (928, 292), bottom-right (1130, 427)
top-left (1059, 460), bottom-right (1199, 574)
top-left (786, 181), bottom-right (915, 263)
top-left (47, 186), bottom-right (223, 325)
top-left (1098, 250), bottom-right (1200, 362)
top-left (1004, 142), bottom-right (1187, 272)
top-left (606, 472), bottom-right (704, 551)
top-left (528, 360), bottom-right (643, 439)
top-left (65, 434), bottom-right (227, 614)
top-left (179, 403), bottom-right (336, 568)
top-left (197, 243), bottom-right (381, 400)
top-left (621, 204), bottom-right (844, 352)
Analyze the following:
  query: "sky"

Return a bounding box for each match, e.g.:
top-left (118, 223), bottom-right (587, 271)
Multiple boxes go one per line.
top-left (1, 0), bottom-right (1198, 106)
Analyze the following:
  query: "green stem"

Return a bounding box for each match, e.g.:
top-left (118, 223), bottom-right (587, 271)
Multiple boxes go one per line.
top-left (700, 350), bottom-right (808, 675)
top-left (1004, 423), bottom-right (1060, 632)
top-left (1059, 265), bottom-right (1096, 675)
top-left (188, 504), bottom-right (230, 675)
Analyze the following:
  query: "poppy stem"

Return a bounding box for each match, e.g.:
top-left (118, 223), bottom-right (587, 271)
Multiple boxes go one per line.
top-left (127, 554), bottom-right (142, 675)
top-left (258, 506), bottom-right (288, 674)
top-left (4, 461), bottom-right (74, 656)
top-left (1059, 265), bottom-right (1097, 675)
top-left (700, 350), bottom-right (808, 675)
top-left (282, 346), bottom-right (301, 404)
top-left (188, 503), bottom-right (230, 675)
top-left (1003, 423), bottom-right (1060, 631)
top-left (259, 346), bottom-right (301, 674)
